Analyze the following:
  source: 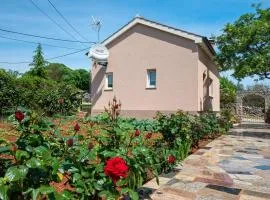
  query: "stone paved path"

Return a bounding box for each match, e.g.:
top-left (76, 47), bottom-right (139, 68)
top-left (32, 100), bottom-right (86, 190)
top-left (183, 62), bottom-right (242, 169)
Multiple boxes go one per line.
top-left (140, 122), bottom-right (270, 200)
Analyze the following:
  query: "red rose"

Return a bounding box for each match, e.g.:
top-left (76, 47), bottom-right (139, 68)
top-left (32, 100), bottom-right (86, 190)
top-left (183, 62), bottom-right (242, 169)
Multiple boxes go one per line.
top-left (10, 144), bottom-right (17, 152)
top-left (88, 142), bottom-right (94, 150)
top-left (58, 98), bottom-right (64, 104)
top-left (74, 123), bottom-right (80, 132)
top-left (168, 155), bottom-right (176, 164)
top-left (15, 111), bottom-right (24, 122)
top-left (66, 138), bottom-right (73, 147)
top-left (104, 157), bottom-right (129, 184)
top-left (134, 129), bottom-right (140, 137)
top-left (145, 132), bottom-right (152, 139)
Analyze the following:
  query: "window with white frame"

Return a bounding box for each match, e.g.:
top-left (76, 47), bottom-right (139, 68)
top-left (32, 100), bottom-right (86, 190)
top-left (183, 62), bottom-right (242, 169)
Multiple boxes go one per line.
top-left (147, 69), bottom-right (156, 88)
top-left (105, 73), bottom-right (113, 89)
top-left (209, 78), bottom-right (213, 97)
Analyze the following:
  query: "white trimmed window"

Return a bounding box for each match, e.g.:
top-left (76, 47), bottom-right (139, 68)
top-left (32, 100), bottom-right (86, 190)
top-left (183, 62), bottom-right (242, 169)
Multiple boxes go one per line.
top-left (209, 78), bottom-right (213, 97)
top-left (147, 69), bottom-right (156, 88)
top-left (105, 73), bottom-right (113, 89)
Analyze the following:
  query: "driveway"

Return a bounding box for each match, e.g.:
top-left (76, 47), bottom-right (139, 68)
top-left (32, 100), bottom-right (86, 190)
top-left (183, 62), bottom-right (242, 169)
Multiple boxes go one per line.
top-left (140, 122), bottom-right (270, 200)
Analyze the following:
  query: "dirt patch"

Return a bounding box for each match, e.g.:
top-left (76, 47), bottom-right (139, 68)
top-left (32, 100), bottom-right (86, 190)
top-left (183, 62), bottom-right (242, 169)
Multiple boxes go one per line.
top-left (189, 134), bottom-right (222, 154)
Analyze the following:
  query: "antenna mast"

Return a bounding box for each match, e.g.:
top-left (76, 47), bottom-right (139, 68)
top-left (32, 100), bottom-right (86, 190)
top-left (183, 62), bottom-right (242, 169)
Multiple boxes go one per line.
top-left (91, 16), bottom-right (102, 43)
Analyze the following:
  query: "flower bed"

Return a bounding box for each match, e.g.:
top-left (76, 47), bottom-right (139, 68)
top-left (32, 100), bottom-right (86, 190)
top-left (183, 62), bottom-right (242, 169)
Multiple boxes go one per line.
top-left (0, 100), bottom-right (231, 200)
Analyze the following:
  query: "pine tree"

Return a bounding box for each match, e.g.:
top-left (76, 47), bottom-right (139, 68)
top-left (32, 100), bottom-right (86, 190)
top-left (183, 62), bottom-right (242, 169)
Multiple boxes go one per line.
top-left (29, 44), bottom-right (47, 78)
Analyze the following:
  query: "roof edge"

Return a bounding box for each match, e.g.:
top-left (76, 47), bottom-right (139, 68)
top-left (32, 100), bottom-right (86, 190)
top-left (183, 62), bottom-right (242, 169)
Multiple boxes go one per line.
top-left (100, 17), bottom-right (215, 56)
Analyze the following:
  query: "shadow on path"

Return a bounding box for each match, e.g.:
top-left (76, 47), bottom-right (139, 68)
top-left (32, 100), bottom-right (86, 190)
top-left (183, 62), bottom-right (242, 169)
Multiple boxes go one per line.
top-left (229, 122), bottom-right (270, 139)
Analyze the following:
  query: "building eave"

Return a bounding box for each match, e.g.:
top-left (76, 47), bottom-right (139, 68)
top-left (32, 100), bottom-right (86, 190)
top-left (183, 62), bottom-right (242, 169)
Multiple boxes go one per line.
top-left (102, 17), bottom-right (205, 46)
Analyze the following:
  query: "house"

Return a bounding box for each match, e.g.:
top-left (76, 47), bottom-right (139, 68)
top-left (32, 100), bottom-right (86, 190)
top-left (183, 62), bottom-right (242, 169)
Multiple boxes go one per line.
top-left (90, 17), bottom-right (220, 118)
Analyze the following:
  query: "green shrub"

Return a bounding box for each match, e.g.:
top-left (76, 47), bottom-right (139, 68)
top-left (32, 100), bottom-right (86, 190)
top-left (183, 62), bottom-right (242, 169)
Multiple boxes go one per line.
top-left (0, 69), bottom-right (20, 116)
top-left (198, 112), bottom-right (220, 138)
top-left (0, 70), bottom-right (82, 116)
top-left (155, 111), bottom-right (192, 147)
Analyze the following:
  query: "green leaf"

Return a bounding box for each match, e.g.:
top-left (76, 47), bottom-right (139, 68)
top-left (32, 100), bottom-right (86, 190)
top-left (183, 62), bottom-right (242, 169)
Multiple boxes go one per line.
top-left (31, 189), bottom-right (39, 200)
top-left (76, 187), bottom-right (84, 194)
top-left (100, 150), bottom-right (116, 158)
top-left (15, 150), bottom-right (30, 161)
top-left (26, 157), bottom-right (42, 168)
top-left (116, 178), bottom-right (127, 187)
top-left (0, 185), bottom-right (8, 200)
top-left (25, 145), bottom-right (34, 153)
top-left (58, 190), bottom-right (72, 199)
top-left (38, 185), bottom-right (55, 194)
top-left (93, 182), bottom-right (103, 190)
top-left (5, 165), bottom-right (28, 182)
top-left (34, 146), bottom-right (48, 157)
top-left (120, 188), bottom-right (129, 195)
top-left (31, 186), bottom-right (55, 200)
top-left (72, 173), bottom-right (81, 182)
top-left (128, 190), bottom-right (139, 200)
top-left (0, 146), bottom-right (9, 154)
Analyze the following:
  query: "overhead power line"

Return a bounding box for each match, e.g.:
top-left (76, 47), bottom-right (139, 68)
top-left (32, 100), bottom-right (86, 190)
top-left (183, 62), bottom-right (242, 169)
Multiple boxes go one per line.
top-left (0, 34), bottom-right (84, 50)
top-left (28, 0), bottom-right (80, 41)
top-left (47, 47), bottom-right (89, 60)
top-left (0, 28), bottom-right (95, 44)
top-left (0, 47), bottom-right (89, 65)
top-left (47, 0), bottom-right (89, 42)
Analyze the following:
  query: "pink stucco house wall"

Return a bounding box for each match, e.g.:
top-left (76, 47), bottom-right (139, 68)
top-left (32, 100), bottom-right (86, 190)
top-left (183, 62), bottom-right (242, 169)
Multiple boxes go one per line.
top-left (90, 17), bottom-right (220, 118)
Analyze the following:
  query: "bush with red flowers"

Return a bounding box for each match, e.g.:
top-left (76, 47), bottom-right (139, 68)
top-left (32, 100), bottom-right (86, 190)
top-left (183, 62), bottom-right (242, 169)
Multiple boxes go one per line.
top-left (0, 101), bottom-right (229, 200)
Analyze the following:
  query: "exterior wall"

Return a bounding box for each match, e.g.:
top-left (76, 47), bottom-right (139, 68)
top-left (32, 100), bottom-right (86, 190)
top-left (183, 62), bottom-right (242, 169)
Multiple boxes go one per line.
top-left (197, 47), bottom-right (220, 111)
top-left (91, 24), bottom-right (199, 118)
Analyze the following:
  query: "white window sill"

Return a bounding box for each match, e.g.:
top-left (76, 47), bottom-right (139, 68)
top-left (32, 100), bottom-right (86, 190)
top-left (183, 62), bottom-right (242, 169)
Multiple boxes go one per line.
top-left (146, 86), bottom-right (156, 90)
top-left (104, 88), bottom-right (113, 91)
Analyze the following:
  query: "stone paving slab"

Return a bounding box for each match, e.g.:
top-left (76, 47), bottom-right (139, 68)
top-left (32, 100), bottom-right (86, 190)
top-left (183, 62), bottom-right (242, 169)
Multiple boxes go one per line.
top-left (140, 123), bottom-right (270, 200)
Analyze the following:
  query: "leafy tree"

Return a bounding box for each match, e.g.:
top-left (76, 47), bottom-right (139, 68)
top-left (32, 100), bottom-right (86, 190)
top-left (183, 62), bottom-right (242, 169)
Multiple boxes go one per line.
top-left (215, 5), bottom-right (270, 80)
top-left (28, 44), bottom-right (47, 78)
top-left (46, 63), bottom-right (72, 82)
top-left (7, 69), bottom-right (21, 78)
top-left (236, 82), bottom-right (245, 91)
top-left (46, 63), bottom-right (90, 91)
top-left (220, 77), bottom-right (237, 107)
top-left (70, 69), bottom-right (90, 91)
top-left (0, 69), bottom-right (19, 116)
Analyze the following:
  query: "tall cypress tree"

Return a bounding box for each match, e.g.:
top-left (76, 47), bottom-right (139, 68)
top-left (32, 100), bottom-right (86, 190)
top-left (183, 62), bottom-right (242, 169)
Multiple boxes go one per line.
top-left (29, 44), bottom-right (47, 78)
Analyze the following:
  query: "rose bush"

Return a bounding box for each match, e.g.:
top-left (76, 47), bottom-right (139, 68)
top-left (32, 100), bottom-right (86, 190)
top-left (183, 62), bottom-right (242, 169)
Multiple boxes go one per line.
top-left (0, 101), bottom-right (230, 199)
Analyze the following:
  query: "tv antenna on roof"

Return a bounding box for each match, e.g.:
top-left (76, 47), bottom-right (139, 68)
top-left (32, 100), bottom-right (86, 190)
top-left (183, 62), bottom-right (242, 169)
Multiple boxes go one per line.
top-left (88, 16), bottom-right (109, 64)
top-left (91, 16), bottom-right (102, 43)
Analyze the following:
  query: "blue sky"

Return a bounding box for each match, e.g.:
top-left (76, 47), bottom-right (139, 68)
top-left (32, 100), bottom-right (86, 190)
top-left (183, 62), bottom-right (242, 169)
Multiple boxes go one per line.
top-left (0, 0), bottom-right (269, 86)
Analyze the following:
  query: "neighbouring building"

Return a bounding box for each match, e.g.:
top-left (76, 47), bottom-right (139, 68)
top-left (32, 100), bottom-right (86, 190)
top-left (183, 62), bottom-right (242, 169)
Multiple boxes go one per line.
top-left (90, 17), bottom-right (220, 118)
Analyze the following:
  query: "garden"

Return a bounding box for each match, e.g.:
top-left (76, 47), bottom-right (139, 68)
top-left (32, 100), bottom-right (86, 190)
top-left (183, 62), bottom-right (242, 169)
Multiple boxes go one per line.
top-left (0, 97), bottom-right (232, 200)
